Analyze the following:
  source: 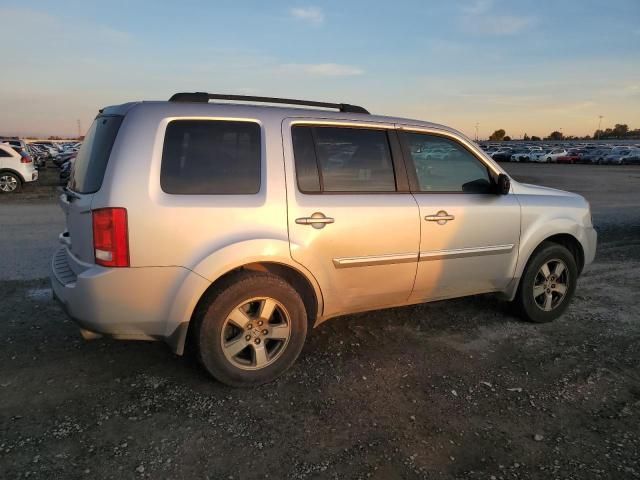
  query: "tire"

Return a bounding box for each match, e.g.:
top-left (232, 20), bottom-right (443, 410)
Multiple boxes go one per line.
top-left (193, 271), bottom-right (308, 387)
top-left (512, 241), bottom-right (578, 323)
top-left (546, 157), bottom-right (552, 163)
top-left (0, 172), bottom-right (22, 193)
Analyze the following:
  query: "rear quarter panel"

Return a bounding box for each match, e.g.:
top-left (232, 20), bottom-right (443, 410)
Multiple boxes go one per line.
top-left (92, 103), bottom-right (291, 274)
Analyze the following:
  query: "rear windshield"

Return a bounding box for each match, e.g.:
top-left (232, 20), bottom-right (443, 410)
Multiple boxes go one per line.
top-left (70, 115), bottom-right (123, 194)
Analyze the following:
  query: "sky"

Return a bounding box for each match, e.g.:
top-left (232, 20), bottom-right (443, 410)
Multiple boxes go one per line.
top-left (1, 0), bottom-right (639, 139)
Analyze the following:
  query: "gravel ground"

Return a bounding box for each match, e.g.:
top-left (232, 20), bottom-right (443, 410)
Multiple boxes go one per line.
top-left (1, 164), bottom-right (639, 479)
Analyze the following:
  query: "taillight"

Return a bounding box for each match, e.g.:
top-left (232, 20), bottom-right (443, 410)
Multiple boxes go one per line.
top-left (21, 155), bottom-right (32, 163)
top-left (92, 208), bottom-right (129, 267)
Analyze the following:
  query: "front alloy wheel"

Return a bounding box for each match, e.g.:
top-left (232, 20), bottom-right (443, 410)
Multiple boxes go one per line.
top-left (513, 241), bottom-right (577, 323)
top-left (532, 259), bottom-right (569, 312)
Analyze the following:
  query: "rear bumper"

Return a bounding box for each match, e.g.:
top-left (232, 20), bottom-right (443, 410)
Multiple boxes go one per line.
top-left (50, 246), bottom-right (209, 352)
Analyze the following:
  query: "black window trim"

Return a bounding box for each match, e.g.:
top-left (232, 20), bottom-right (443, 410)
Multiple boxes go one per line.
top-left (290, 123), bottom-right (411, 195)
top-left (160, 118), bottom-right (263, 196)
top-left (397, 128), bottom-right (500, 195)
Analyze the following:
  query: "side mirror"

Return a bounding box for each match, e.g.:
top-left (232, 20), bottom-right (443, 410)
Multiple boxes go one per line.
top-left (496, 173), bottom-right (510, 195)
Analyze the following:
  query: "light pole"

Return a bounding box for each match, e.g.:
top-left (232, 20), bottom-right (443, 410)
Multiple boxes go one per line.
top-left (597, 115), bottom-right (603, 140)
top-left (475, 122), bottom-right (479, 142)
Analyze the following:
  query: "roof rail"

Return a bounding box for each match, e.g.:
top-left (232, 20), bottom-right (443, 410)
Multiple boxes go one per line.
top-left (168, 92), bottom-right (369, 114)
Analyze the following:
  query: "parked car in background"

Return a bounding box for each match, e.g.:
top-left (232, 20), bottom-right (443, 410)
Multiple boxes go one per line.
top-left (602, 149), bottom-right (639, 165)
top-left (491, 148), bottom-right (514, 162)
top-left (50, 92), bottom-right (597, 386)
top-left (0, 144), bottom-right (38, 193)
top-left (59, 154), bottom-right (77, 184)
top-left (510, 148), bottom-right (533, 162)
top-left (31, 142), bottom-right (60, 160)
top-left (580, 148), bottom-right (610, 164)
top-left (529, 149), bottom-right (552, 163)
top-left (0, 138), bottom-right (30, 158)
top-left (556, 149), bottom-right (582, 164)
top-left (622, 150), bottom-right (640, 165)
top-left (26, 144), bottom-right (48, 168)
top-left (53, 150), bottom-right (77, 167)
top-left (543, 148), bottom-right (568, 163)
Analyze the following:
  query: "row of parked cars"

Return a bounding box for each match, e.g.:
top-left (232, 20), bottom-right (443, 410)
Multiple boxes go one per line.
top-left (0, 137), bottom-right (81, 193)
top-left (481, 143), bottom-right (640, 165)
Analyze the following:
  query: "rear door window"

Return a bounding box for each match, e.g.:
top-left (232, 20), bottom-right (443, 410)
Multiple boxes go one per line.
top-left (292, 126), bottom-right (396, 193)
top-left (161, 120), bottom-right (261, 194)
top-left (70, 115), bottom-right (123, 194)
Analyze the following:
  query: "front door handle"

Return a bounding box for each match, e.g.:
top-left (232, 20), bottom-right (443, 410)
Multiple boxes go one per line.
top-left (295, 212), bottom-right (334, 229)
top-left (425, 210), bottom-right (455, 225)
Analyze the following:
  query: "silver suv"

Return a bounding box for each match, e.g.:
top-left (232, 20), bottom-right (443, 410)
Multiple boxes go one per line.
top-left (51, 93), bottom-right (597, 387)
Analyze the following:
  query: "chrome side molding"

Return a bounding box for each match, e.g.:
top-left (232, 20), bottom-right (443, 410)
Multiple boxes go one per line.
top-left (333, 252), bottom-right (419, 268)
top-left (419, 244), bottom-right (514, 261)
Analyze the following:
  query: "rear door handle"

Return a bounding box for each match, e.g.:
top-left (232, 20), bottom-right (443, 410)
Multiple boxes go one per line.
top-left (425, 210), bottom-right (455, 225)
top-left (295, 212), bottom-right (334, 229)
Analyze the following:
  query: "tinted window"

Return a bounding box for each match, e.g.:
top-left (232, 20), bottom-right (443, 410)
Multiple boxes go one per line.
top-left (70, 115), bottom-right (123, 193)
top-left (161, 120), bottom-right (261, 195)
top-left (292, 126), bottom-right (396, 192)
top-left (291, 126), bottom-right (320, 192)
top-left (403, 133), bottom-right (492, 193)
top-left (0, 147), bottom-right (12, 157)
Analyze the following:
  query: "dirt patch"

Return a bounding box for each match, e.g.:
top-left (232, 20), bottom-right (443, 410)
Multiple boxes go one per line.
top-left (1, 164), bottom-right (639, 479)
top-left (1, 225), bottom-right (639, 479)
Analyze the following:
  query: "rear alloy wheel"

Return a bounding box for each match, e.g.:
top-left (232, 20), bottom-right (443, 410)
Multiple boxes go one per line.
top-left (0, 173), bottom-right (21, 193)
top-left (194, 271), bottom-right (307, 387)
top-left (220, 297), bottom-right (292, 370)
top-left (513, 242), bottom-right (577, 323)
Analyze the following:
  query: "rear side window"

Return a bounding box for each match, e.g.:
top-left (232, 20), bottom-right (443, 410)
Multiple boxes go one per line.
top-left (161, 120), bottom-right (261, 194)
top-left (0, 147), bottom-right (12, 157)
top-left (292, 126), bottom-right (396, 193)
top-left (70, 115), bottom-right (123, 194)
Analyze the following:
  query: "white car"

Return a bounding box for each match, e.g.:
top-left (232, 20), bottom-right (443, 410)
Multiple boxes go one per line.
top-left (0, 144), bottom-right (38, 193)
top-left (531, 149), bottom-right (567, 163)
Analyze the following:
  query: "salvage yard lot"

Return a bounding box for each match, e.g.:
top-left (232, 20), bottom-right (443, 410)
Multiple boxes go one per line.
top-left (1, 164), bottom-right (639, 479)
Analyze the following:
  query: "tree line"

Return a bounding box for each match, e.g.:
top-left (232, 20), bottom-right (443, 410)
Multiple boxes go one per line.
top-left (488, 124), bottom-right (639, 141)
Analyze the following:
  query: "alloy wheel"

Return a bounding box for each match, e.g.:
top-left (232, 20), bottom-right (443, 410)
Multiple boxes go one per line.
top-left (533, 258), bottom-right (569, 312)
top-left (220, 297), bottom-right (292, 370)
top-left (0, 174), bottom-right (18, 192)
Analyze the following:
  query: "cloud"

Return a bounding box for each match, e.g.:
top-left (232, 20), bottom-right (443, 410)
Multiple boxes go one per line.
top-left (97, 26), bottom-right (132, 44)
top-left (467, 15), bottom-right (535, 35)
top-left (290, 6), bottom-right (324, 25)
top-left (279, 63), bottom-right (364, 76)
top-left (459, 2), bottom-right (534, 35)
top-left (462, 0), bottom-right (493, 15)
